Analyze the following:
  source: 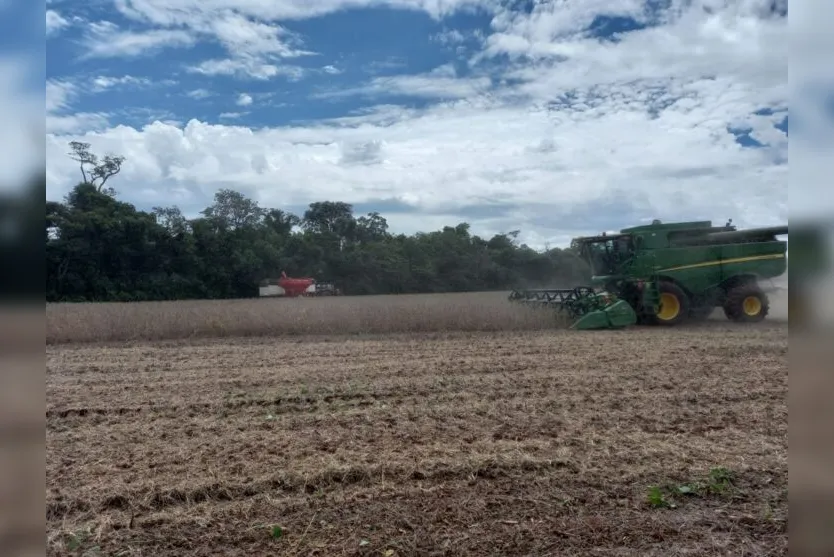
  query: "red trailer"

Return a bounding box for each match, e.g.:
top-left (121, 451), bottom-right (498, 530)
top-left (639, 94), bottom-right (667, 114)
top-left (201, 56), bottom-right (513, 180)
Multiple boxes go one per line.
top-left (276, 271), bottom-right (315, 297)
top-left (258, 272), bottom-right (340, 297)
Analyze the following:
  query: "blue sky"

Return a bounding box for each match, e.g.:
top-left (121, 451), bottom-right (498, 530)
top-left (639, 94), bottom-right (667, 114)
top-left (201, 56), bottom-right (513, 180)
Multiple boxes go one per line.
top-left (37, 0), bottom-right (824, 248)
top-left (47, 4), bottom-right (496, 127)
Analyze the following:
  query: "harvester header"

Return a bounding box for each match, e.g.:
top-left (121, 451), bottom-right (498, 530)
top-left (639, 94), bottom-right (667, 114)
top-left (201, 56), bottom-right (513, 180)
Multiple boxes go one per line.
top-left (511, 218), bottom-right (789, 330)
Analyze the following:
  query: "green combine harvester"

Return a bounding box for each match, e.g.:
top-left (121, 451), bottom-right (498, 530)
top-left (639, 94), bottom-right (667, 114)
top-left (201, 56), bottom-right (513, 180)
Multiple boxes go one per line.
top-left (509, 219), bottom-right (789, 330)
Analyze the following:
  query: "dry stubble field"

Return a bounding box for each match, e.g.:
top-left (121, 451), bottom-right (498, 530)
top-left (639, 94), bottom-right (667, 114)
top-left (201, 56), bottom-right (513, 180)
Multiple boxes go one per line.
top-left (46, 292), bottom-right (788, 556)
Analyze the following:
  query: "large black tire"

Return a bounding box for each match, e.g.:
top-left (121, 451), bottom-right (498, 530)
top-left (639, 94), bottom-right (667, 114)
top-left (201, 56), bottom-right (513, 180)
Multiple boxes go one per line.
top-left (647, 281), bottom-right (690, 326)
top-left (723, 283), bottom-right (769, 323)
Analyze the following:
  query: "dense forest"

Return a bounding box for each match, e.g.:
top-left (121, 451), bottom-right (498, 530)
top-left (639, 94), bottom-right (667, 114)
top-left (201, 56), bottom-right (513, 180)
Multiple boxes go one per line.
top-left (45, 143), bottom-right (591, 302)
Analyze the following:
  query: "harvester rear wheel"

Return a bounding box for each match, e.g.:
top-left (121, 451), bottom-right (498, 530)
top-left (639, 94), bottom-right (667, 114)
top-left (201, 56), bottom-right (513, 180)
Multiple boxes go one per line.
top-left (649, 281), bottom-right (690, 326)
top-left (723, 283), bottom-right (769, 323)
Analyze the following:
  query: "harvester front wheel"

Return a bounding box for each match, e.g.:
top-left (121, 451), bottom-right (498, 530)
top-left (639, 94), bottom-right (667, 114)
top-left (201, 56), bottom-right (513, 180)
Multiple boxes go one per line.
top-left (723, 283), bottom-right (769, 323)
top-left (650, 281), bottom-right (690, 326)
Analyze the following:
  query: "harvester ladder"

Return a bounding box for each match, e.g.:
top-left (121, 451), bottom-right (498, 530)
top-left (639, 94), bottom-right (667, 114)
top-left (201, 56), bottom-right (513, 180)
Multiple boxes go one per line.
top-left (641, 253), bottom-right (661, 316)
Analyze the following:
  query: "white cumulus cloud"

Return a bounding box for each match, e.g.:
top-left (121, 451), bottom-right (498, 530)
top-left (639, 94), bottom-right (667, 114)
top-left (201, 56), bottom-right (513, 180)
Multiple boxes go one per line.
top-left (42, 0), bottom-right (825, 247)
top-left (91, 75), bottom-right (155, 92)
top-left (82, 21), bottom-right (197, 58)
top-left (316, 63), bottom-right (492, 100)
top-left (46, 79), bottom-right (110, 135)
top-left (112, 0), bottom-right (495, 25)
top-left (46, 9), bottom-right (70, 36)
top-left (187, 57), bottom-right (306, 81)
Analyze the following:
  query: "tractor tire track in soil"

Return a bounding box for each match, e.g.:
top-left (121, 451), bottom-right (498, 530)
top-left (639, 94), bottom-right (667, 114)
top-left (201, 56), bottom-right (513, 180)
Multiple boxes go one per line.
top-left (47, 326), bottom-right (787, 556)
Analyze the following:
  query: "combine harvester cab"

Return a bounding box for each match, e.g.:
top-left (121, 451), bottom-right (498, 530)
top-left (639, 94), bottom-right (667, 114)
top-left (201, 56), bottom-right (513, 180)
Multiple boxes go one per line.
top-left (510, 219), bottom-right (789, 330)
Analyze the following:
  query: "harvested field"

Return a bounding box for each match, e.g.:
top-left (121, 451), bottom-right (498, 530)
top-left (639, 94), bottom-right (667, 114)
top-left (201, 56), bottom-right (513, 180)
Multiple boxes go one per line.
top-left (46, 302), bottom-right (788, 556)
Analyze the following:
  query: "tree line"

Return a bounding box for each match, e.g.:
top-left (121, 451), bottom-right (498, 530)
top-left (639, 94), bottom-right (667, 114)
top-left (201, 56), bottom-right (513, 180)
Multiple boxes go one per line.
top-left (45, 143), bottom-right (591, 302)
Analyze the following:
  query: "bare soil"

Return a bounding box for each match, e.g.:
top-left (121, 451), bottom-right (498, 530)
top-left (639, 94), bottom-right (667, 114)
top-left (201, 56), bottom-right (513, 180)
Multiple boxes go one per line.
top-left (46, 321), bottom-right (787, 556)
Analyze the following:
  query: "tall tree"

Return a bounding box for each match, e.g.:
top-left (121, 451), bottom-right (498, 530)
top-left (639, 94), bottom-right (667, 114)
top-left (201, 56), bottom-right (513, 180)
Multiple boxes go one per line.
top-left (67, 141), bottom-right (125, 195)
top-left (302, 201), bottom-right (356, 252)
top-left (356, 211), bottom-right (389, 243)
top-left (200, 189), bottom-right (266, 230)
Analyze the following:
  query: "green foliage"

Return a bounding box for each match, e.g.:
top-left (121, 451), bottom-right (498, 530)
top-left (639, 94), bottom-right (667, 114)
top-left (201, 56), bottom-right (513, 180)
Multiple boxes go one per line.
top-left (674, 467), bottom-right (736, 497)
top-left (646, 485), bottom-right (671, 508)
top-left (45, 182), bottom-right (592, 302)
top-left (646, 467), bottom-right (739, 510)
top-left (705, 466), bottom-right (735, 494)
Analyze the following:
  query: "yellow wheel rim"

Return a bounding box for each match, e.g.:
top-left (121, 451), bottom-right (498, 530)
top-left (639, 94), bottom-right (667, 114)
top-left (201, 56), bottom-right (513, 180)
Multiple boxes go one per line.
top-left (742, 295), bottom-right (762, 316)
top-left (657, 292), bottom-right (680, 321)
